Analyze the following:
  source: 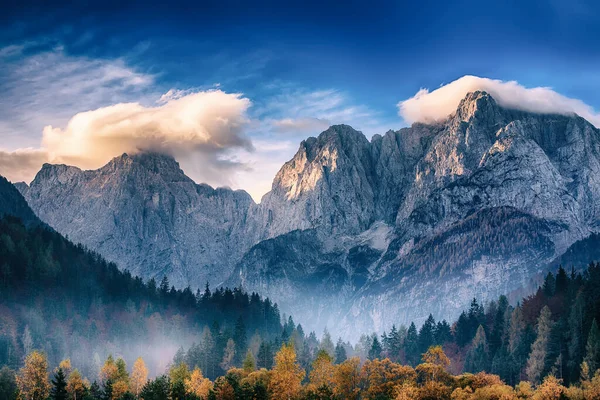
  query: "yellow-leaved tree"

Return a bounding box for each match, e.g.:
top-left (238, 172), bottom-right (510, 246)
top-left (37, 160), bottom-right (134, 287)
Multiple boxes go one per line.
top-left (185, 367), bottom-right (213, 399)
top-left (130, 357), bottom-right (148, 397)
top-left (269, 343), bottom-right (305, 400)
top-left (333, 357), bottom-right (361, 400)
top-left (308, 349), bottom-right (336, 391)
top-left (66, 369), bottom-right (86, 400)
top-left (58, 359), bottom-right (72, 376)
top-left (16, 351), bottom-right (50, 400)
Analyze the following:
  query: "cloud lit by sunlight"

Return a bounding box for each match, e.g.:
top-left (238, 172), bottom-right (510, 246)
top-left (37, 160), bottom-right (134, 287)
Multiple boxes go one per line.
top-left (398, 75), bottom-right (600, 128)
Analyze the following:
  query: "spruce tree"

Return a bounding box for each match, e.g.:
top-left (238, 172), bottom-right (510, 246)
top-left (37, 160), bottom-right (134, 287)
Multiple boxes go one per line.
top-left (50, 368), bottom-right (68, 400)
top-left (584, 319), bottom-right (600, 376)
top-left (334, 338), bottom-right (347, 364)
top-left (368, 336), bottom-right (382, 360)
top-left (418, 314), bottom-right (436, 353)
top-left (404, 322), bottom-right (420, 366)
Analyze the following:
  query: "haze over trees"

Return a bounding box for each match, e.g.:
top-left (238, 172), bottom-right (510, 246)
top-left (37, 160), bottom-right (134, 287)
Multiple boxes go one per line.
top-left (2, 209), bottom-right (600, 399)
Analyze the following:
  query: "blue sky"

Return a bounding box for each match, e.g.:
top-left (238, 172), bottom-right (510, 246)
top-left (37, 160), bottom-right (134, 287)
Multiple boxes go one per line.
top-left (1, 0), bottom-right (599, 200)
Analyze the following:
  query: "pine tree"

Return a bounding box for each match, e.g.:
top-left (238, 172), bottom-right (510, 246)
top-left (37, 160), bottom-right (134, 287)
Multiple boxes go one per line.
top-left (434, 321), bottom-right (452, 345)
top-left (257, 341), bottom-right (274, 370)
top-left (584, 319), bottom-right (600, 376)
top-left (320, 329), bottom-right (335, 358)
top-left (404, 323), bottom-right (420, 366)
top-left (543, 272), bottom-right (556, 297)
top-left (455, 312), bottom-right (472, 347)
top-left (568, 293), bottom-right (585, 382)
top-left (50, 368), bottom-right (68, 400)
top-left (465, 325), bottom-right (489, 373)
top-left (334, 338), bottom-right (347, 364)
top-left (555, 266), bottom-right (569, 295)
top-left (233, 317), bottom-right (247, 366)
top-left (101, 379), bottom-right (113, 400)
top-left (387, 325), bottom-right (402, 361)
top-left (418, 315), bottom-right (436, 353)
top-left (526, 305), bottom-right (553, 384)
top-left (368, 336), bottom-right (382, 360)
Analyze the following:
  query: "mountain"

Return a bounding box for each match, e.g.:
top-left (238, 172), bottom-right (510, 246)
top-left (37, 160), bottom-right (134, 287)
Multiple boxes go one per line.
top-left (17, 91), bottom-right (600, 338)
top-left (18, 153), bottom-right (254, 287)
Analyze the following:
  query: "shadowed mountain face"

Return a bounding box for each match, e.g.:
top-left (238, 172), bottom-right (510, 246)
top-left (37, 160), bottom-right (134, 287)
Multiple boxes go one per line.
top-left (16, 91), bottom-right (600, 339)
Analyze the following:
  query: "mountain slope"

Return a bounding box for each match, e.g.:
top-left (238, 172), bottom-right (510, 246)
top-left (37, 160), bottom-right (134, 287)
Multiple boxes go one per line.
top-left (0, 176), bottom-right (41, 226)
top-left (18, 153), bottom-right (255, 287)
top-left (17, 91), bottom-right (600, 337)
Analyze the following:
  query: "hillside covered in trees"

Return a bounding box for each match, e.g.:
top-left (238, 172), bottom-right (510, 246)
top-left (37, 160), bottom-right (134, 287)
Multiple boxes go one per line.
top-left (0, 216), bottom-right (287, 383)
top-left (2, 214), bottom-right (600, 399)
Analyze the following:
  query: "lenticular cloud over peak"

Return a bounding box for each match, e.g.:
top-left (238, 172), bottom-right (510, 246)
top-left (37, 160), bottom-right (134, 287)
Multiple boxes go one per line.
top-left (398, 75), bottom-right (600, 128)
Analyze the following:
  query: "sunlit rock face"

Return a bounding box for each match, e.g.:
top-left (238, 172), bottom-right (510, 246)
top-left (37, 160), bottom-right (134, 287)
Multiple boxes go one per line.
top-left (19, 91), bottom-right (600, 339)
top-left (253, 124), bottom-right (377, 239)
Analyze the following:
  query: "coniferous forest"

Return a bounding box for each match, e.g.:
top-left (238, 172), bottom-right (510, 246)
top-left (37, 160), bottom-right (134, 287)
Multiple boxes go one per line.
top-left (2, 215), bottom-right (600, 400)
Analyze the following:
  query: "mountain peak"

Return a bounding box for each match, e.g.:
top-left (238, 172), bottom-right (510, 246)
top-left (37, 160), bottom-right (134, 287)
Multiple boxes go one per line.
top-left (452, 90), bottom-right (504, 128)
top-left (104, 152), bottom-right (187, 179)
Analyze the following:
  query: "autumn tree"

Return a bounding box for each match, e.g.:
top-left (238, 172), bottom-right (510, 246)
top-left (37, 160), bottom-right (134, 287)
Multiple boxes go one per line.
top-left (169, 362), bottom-right (190, 400)
top-left (112, 358), bottom-right (130, 400)
top-left (420, 345), bottom-right (450, 381)
top-left (130, 357), bottom-right (148, 397)
top-left (532, 375), bottom-right (566, 400)
top-left (100, 355), bottom-right (118, 384)
top-left (185, 367), bottom-right (213, 399)
top-left (308, 349), bottom-right (336, 392)
top-left (16, 351), bottom-right (50, 400)
top-left (362, 358), bottom-right (416, 399)
top-left (66, 370), bottom-right (86, 400)
top-left (527, 306), bottom-right (553, 384)
top-left (58, 359), bottom-right (72, 377)
top-left (333, 357), bottom-right (361, 400)
top-left (269, 343), bottom-right (305, 400)
top-left (243, 350), bottom-right (256, 373)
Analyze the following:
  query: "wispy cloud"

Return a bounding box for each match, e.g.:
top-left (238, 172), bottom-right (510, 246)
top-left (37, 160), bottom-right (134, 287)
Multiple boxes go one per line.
top-left (0, 43), bottom-right (156, 149)
top-left (398, 75), bottom-right (600, 127)
top-left (259, 88), bottom-right (387, 137)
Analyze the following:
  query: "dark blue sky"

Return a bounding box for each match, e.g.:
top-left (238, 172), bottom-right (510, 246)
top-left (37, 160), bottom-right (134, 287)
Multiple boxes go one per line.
top-left (3, 0), bottom-right (599, 113)
top-left (1, 0), bottom-right (599, 198)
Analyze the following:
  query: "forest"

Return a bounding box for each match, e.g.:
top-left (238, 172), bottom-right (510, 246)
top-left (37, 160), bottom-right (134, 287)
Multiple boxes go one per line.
top-left (2, 216), bottom-right (600, 399)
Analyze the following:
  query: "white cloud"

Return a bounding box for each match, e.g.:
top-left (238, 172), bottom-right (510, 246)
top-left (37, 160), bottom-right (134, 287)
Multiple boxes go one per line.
top-left (0, 90), bottom-right (252, 187)
top-left (398, 75), bottom-right (600, 128)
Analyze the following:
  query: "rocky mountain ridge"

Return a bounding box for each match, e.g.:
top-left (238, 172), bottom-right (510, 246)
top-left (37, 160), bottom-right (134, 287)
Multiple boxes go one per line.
top-left (14, 91), bottom-right (600, 338)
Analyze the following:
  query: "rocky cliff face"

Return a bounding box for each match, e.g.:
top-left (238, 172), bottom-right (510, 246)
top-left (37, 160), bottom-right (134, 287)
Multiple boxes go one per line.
top-left (19, 153), bottom-right (254, 287)
top-left (17, 91), bottom-right (600, 339)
